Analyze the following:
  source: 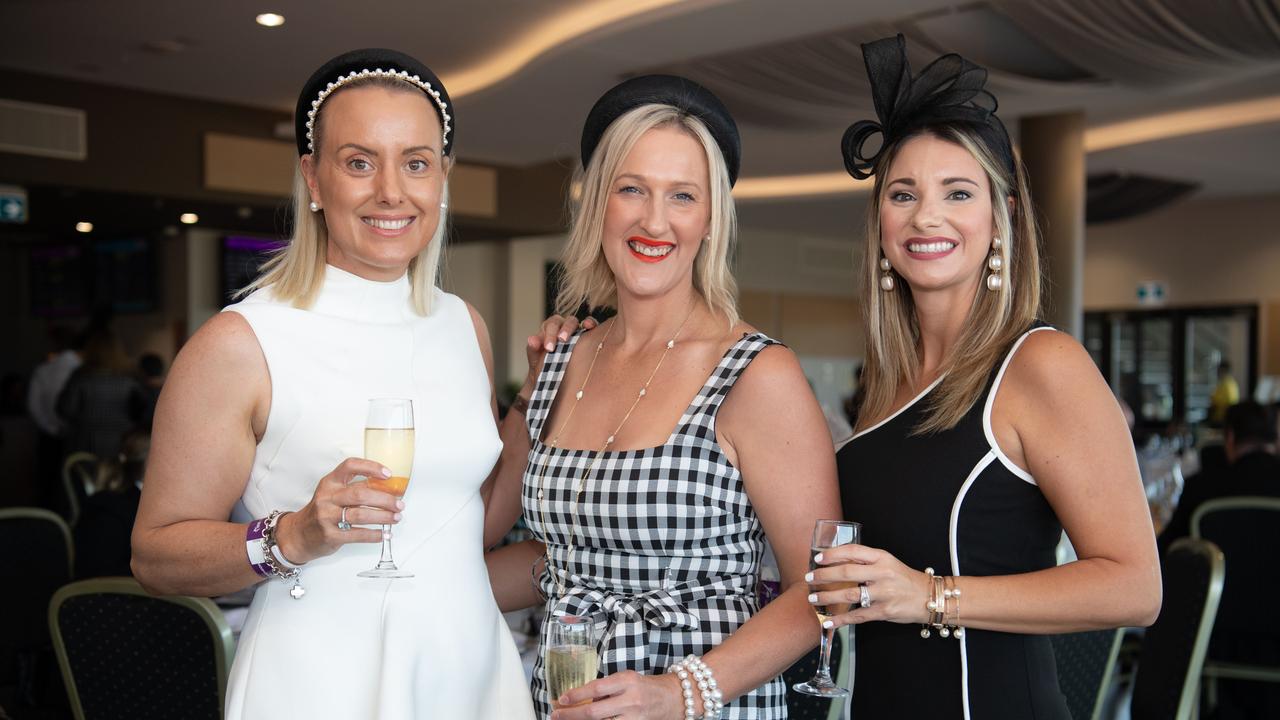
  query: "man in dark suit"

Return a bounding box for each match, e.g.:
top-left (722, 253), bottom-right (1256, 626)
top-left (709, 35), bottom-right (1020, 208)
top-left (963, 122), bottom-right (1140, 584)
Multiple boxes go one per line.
top-left (1158, 401), bottom-right (1279, 719)
top-left (1159, 401), bottom-right (1278, 554)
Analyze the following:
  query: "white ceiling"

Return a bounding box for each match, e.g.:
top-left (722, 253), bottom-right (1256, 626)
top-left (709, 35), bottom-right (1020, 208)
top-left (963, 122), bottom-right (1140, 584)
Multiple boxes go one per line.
top-left (2, 0), bottom-right (1278, 237)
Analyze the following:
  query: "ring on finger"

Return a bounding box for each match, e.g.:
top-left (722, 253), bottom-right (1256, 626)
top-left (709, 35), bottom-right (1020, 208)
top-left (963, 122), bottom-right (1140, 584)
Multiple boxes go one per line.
top-left (859, 584), bottom-right (872, 608)
top-left (337, 506), bottom-right (352, 531)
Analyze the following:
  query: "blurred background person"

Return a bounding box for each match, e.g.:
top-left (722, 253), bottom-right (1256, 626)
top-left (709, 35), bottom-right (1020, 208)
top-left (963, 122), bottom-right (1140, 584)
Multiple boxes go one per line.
top-left (56, 327), bottom-right (147, 460)
top-left (74, 429), bottom-right (148, 579)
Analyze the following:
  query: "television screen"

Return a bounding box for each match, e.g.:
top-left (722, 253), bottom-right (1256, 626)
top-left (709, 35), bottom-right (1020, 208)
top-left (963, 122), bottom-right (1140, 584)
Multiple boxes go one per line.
top-left (30, 244), bottom-right (87, 317)
top-left (222, 235), bottom-right (286, 304)
top-left (92, 237), bottom-right (156, 313)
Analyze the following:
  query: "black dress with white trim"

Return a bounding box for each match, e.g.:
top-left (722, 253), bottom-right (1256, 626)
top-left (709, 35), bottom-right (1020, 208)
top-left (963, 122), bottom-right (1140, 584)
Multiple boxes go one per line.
top-left (522, 329), bottom-right (787, 719)
top-left (837, 324), bottom-right (1071, 719)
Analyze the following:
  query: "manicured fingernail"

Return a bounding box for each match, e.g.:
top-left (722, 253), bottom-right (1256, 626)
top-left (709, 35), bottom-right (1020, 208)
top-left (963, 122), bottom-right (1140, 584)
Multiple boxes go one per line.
top-left (822, 620), bottom-right (834, 629)
top-left (559, 332), bottom-right (568, 340)
top-left (396, 500), bottom-right (405, 510)
top-left (807, 593), bottom-right (817, 603)
top-left (814, 552), bottom-right (824, 563)
top-left (545, 341), bottom-right (554, 351)
top-left (380, 467), bottom-right (392, 478)
top-left (804, 572), bottom-right (814, 582)
top-left (392, 512), bottom-right (402, 522)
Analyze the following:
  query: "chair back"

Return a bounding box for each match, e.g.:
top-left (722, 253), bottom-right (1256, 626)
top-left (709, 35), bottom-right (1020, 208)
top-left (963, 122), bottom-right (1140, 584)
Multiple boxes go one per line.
top-left (1131, 537), bottom-right (1225, 720)
top-left (49, 577), bottom-right (234, 720)
top-left (1052, 627), bottom-right (1124, 720)
top-left (60, 452), bottom-right (97, 528)
top-left (0, 508), bottom-right (73, 657)
top-left (1192, 496), bottom-right (1280, 638)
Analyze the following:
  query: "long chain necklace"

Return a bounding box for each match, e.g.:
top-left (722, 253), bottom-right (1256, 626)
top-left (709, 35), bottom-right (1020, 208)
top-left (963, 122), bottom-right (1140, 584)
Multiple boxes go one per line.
top-left (536, 305), bottom-right (696, 600)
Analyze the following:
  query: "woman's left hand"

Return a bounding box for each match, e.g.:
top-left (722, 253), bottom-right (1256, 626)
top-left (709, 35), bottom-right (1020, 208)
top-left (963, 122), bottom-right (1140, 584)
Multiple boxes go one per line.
top-left (550, 670), bottom-right (684, 720)
top-left (806, 543), bottom-right (933, 628)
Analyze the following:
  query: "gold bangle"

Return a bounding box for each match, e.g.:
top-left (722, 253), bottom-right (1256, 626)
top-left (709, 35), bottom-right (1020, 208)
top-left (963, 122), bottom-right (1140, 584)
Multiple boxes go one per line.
top-left (529, 554), bottom-right (548, 603)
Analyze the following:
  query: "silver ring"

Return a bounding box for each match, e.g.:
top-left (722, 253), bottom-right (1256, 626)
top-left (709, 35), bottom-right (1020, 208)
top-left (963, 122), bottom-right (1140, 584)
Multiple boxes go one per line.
top-left (859, 584), bottom-right (872, 608)
top-left (337, 506), bottom-right (352, 531)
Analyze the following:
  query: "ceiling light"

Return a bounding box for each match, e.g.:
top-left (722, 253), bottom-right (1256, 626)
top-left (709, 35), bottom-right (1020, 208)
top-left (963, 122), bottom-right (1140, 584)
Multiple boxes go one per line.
top-left (446, 0), bottom-right (684, 97)
top-left (734, 172), bottom-right (871, 201)
top-left (256, 13), bottom-right (285, 28)
top-left (180, 213), bottom-right (199, 224)
top-left (75, 222), bottom-right (93, 233)
top-left (1086, 95), bottom-right (1280, 152)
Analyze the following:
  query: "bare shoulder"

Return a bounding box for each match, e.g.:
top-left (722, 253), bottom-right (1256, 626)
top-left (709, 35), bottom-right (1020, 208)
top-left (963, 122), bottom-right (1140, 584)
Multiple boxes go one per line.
top-left (159, 310), bottom-right (269, 439)
top-left (1003, 328), bottom-right (1102, 397)
top-left (175, 311), bottom-right (266, 378)
top-left (725, 329), bottom-right (809, 409)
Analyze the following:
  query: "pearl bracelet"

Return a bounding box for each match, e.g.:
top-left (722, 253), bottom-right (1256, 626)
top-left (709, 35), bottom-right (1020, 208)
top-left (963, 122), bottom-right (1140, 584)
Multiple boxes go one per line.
top-left (669, 655), bottom-right (724, 719)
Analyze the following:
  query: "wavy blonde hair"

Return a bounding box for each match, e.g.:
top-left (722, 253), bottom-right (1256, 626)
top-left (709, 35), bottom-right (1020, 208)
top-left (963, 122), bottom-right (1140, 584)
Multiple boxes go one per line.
top-left (240, 76), bottom-right (450, 315)
top-left (859, 125), bottom-right (1042, 434)
top-left (556, 104), bottom-right (738, 326)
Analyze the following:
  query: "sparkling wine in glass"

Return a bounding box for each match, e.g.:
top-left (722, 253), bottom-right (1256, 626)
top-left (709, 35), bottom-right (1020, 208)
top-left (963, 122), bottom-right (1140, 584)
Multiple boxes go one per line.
top-left (794, 519), bottom-right (861, 698)
top-left (546, 615), bottom-right (597, 710)
top-left (358, 398), bottom-right (414, 579)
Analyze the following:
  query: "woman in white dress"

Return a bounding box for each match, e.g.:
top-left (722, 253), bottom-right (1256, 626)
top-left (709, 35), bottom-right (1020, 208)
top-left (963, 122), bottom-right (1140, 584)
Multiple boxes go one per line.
top-left (132, 49), bottom-right (535, 719)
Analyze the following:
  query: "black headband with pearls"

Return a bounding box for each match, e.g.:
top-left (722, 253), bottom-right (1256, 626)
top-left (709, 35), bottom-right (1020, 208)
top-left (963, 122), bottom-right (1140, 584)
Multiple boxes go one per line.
top-left (294, 48), bottom-right (455, 157)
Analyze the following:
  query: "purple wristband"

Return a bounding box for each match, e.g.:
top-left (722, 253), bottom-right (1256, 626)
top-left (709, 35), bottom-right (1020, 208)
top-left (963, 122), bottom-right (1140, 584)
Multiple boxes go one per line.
top-left (246, 517), bottom-right (272, 577)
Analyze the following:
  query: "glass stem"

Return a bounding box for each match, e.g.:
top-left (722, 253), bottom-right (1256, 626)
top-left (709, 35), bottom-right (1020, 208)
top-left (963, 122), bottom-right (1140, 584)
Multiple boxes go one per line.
top-left (815, 624), bottom-right (836, 686)
top-left (376, 523), bottom-right (396, 569)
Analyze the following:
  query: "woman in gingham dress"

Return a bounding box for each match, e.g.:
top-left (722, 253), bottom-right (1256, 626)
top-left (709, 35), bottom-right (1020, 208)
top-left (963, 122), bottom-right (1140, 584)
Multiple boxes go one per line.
top-left (486, 76), bottom-right (840, 720)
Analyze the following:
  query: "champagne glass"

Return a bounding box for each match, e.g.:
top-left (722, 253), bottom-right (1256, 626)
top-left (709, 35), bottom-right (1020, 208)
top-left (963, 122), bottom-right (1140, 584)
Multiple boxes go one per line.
top-left (794, 519), bottom-right (861, 697)
top-left (546, 615), bottom-right (597, 710)
top-left (358, 398), bottom-right (415, 579)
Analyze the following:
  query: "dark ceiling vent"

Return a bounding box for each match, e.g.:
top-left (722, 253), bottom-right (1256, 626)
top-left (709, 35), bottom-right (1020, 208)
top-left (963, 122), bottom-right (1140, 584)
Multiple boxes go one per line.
top-left (1086, 172), bottom-right (1199, 224)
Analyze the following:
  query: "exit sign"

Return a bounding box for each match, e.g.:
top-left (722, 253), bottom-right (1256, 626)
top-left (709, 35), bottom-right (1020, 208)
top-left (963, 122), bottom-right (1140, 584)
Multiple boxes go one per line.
top-left (0, 185), bottom-right (27, 224)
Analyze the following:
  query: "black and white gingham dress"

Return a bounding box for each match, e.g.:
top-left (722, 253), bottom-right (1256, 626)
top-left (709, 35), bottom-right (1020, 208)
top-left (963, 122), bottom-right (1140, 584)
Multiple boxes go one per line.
top-left (522, 329), bottom-right (788, 718)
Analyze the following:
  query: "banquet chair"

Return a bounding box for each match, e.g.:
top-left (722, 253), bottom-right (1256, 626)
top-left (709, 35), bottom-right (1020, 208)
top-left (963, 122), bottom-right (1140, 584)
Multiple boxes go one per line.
top-left (1051, 627), bottom-right (1124, 720)
top-left (49, 577), bottom-right (234, 720)
top-left (1192, 496), bottom-right (1280, 711)
top-left (0, 508), bottom-right (73, 707)
top-left (1130, 537), bottom-right (1224, 720)
top-left (60, 451), bottom-right (97, 528)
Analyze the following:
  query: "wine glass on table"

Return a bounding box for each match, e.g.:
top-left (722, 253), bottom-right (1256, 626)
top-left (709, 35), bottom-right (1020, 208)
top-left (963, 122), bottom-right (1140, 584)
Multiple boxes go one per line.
top-left (546, 615), bottom-right (597, 710)
top-left (794, 519), bottom-right (861, 697)
top-left (358, 397), bottom-right (414, 579)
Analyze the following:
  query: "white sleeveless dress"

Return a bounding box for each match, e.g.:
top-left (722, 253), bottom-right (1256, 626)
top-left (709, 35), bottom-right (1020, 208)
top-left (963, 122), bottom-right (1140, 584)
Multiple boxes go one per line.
top-left (222, 265), bottom-right (534, 720)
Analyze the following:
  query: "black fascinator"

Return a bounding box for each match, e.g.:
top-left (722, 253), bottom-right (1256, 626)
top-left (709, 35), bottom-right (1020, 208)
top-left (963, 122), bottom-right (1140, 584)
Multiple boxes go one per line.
top-left (581, 74), bottom-right (741, 187)
top-left (841, 35), bottom-right (1013, 180)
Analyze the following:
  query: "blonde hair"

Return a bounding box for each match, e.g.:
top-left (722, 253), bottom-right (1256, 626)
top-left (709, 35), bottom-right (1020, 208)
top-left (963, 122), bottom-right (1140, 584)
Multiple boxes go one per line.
top-left (858, 125), bottom-right (1042, 434)
top-left (556, 104), bottom-right (738, 325)
top-left (241, 76), bottom-right (449, 315)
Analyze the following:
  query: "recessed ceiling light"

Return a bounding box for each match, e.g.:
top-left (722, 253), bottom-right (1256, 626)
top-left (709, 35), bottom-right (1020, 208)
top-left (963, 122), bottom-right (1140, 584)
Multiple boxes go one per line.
top-left (256, 13), bottom-right (285, 27)
top-left (180, 213), bottom-right (199, 224)
top-left (75, 222), bottom-right (93, 233)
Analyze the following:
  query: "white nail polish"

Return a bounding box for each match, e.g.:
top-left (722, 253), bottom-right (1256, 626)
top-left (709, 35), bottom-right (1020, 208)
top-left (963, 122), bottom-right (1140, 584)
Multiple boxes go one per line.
top-left (822, 620), bottom-right (834, 629)
top-left (807, 593), bottom-right (817, 603)
top-left (804, 572), bottom-right (814, 583)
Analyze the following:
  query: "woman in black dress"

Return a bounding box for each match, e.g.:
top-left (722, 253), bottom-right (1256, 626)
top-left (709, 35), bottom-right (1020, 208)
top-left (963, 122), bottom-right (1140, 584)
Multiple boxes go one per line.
top-left (806, 36), bottom-right (1161, 718)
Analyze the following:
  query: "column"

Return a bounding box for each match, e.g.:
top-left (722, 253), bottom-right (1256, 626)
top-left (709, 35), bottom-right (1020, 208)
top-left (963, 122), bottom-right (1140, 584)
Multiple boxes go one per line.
top-left (1019, 112), bottom-right (1086, 338)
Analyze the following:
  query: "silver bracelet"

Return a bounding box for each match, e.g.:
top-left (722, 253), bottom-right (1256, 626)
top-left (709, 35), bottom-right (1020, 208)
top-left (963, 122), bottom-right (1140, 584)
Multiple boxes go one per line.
top-left (669, 655), bottom-right (723, 719)
top-left (261, 510), bottom-right (306, 599)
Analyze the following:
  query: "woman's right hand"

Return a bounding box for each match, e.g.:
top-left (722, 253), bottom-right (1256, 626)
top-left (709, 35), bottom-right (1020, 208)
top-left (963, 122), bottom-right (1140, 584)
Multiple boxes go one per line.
top-left (274, 458), bottom-right (405, 565)
top-left (523, 314), bottom-right (597, 390)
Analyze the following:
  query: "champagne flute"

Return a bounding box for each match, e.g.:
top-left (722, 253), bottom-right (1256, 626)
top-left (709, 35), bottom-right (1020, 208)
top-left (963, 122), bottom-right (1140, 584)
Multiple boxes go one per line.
top-left (358, 397), bottom-right (414, 579)
top-left (546, 615), bottom-right (597, 709)
top-left (794, 519), bottom-right (861, 697)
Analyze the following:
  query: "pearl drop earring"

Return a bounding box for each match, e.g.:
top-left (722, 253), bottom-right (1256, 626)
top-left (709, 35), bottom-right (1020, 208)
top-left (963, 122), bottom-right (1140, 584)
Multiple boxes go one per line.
top-left (879, 256), bottom-right (895, 291)
top-left (309, 201), bottom-right (320, 213)
top-left (986, 237), bottom-right (1005, 291)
